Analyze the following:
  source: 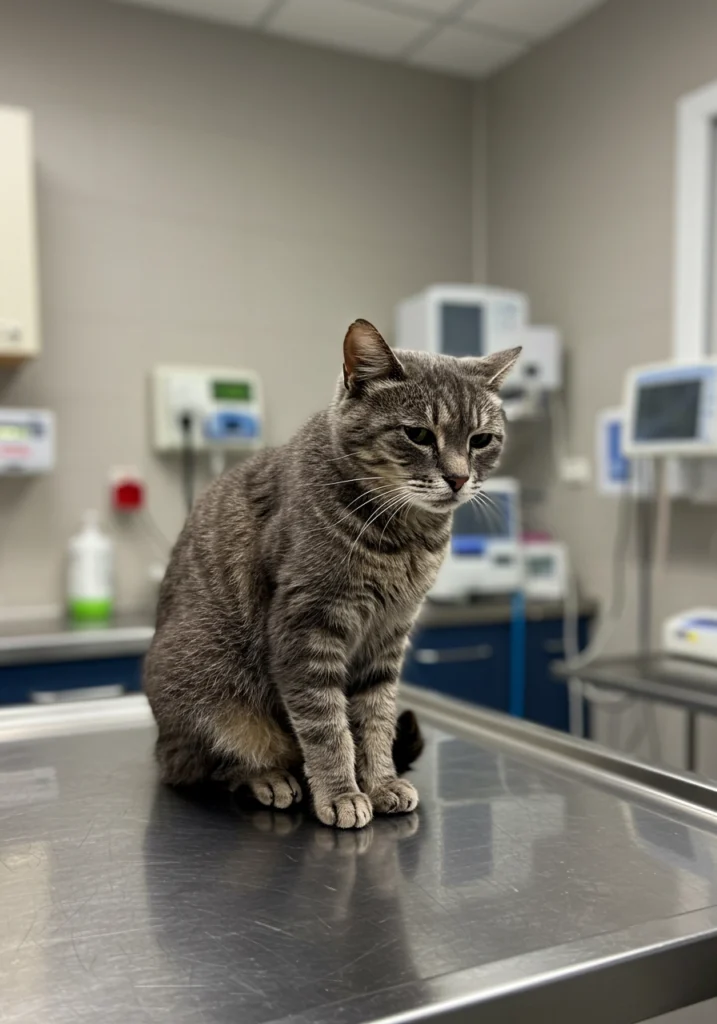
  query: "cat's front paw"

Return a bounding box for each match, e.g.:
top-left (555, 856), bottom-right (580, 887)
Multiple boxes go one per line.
top-left (370, 778), bottom-right (419, 815)
top-left (249, 771), bottom-right (302, 809)
top-left (315, 791), bottom-right (373, 829)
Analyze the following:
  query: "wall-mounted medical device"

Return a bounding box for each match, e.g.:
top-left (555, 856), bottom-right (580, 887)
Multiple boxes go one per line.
top-left (500, 325), bottom-right (561, 419)
top-left (623, 359), bottom-right (717, 457)
top-left (430, 477), bottom-right (522, 601)
top-left (0, 408), bottom-right (54, 474)
top-left (396, 284), bottom-right (528, 358)
top-left (395, 285), bottom-right (561, 420)
top-left (596, 405), bottom-right (716, 500)
top-left (522, 540), bottom-right (568, 601)
top-left (596, 407), bottom-right (633, 495)
top-left (151, 365), bottom-right (263, 453)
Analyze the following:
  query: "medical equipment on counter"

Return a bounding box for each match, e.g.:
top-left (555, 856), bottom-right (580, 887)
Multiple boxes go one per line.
top-left (663, 608), bottom-right (717, 664)
top-left (67, 511), bottom-right (114, 623)
top-left (623, 358), bottom-right (717, 456)
top-left (151, 365), bottom-right (263, 453)
top-left (430, 477), bottom-right (522, 600)
top-left (395, 285), bottom-right (562, 420)
top-left (522, 540), bottom-right (568, 600)
top-left (0, 408), bottom-right (54, 474)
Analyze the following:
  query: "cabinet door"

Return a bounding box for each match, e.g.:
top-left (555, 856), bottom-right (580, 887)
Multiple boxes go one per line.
top-left (0, 657), bottom-right (143, 705)
top-left (403, 625), bottom-right (511, 711)
top-left (525, 617), bottom-right (591, 731)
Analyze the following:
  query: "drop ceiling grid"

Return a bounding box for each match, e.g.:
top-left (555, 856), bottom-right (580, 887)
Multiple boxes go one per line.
top-left (114, 1), bottom-right (606, 79)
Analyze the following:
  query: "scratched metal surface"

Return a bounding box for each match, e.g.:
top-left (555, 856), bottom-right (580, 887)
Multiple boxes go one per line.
top-left (2, 706), bottom-right (717, 1023)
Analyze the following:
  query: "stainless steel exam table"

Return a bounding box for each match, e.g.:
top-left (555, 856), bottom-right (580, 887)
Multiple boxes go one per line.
top-left (1, 684), bottom-right (716, 1024)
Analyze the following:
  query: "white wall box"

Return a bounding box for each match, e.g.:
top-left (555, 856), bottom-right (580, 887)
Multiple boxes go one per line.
top-left (0, 106), bottom-right (40, 362)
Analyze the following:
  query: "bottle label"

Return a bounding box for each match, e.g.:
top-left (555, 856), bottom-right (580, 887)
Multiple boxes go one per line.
top-left (68, 548), bottom-right (113, 601)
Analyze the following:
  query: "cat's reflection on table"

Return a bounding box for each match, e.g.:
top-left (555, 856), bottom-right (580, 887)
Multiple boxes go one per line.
top-left (143, 785), bottom-right (426, 1021)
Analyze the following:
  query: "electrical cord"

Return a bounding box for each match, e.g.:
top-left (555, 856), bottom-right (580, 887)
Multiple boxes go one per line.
top-left (547, 395), bottom-right (664, 760)
top-left (138, 508), bottom-right (173, 555)
top-left (559, 481), bottom-right (634, 677)
top-left (547, 398), bottom-right (636, 729)
top-left (180, 413), bottom-right (196, 516)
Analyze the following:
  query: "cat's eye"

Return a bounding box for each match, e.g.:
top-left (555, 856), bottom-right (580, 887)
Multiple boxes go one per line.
top-left (404, 426), bottom-right (436, 447)
top-left (470, 432), bottom-right (493, 450)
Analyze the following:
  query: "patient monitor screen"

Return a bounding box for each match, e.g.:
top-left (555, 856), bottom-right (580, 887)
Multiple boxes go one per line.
top-left (634, 380), bottom-right (701, 442)
top-left (441, 303), bottom-right (483, 358)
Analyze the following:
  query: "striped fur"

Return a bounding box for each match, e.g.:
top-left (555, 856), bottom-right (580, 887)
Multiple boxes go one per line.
top-left (144, 320), bottom-right (520, 828)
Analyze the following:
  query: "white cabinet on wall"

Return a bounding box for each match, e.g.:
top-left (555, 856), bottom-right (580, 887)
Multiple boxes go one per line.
top-left (0, 106), bottom-right (40, 362)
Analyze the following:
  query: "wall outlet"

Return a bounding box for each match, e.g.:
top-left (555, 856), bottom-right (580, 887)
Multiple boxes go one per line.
top-left (560, 455), bottom-right (592, 486)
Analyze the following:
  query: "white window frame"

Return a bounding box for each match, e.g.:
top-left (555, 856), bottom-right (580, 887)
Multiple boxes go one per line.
top-left (674, 80), bottom-right (717, 360)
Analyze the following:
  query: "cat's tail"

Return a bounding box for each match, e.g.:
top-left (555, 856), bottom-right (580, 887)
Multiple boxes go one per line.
top-left (392, 709), bottom-right (424, 775)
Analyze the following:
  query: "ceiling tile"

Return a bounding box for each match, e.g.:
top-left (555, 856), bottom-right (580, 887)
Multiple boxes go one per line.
top-left (115, 0), bottom-right (276, 26)
top-left (268, 0), bottom-right (430, 58)
top-left (464, 0), bottom-right (605, 39)
top-left (409, 24), bottom-right (524, 77)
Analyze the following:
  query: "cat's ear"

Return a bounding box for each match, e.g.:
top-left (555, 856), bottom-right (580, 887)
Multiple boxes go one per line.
top-left (469, 346), bottom-right (522, 391)
top-left (343, 319), bottom-right (405, 391)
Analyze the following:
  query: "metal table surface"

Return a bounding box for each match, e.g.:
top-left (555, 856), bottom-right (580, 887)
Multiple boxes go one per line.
top-left (1, 688), bottom-right (717, 1024)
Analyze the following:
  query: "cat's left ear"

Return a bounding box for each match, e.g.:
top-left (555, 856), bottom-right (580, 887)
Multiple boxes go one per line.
top-left (343, 319), bottom-right (405, 391)
top-left (472, 346), bottom-right (522, 391)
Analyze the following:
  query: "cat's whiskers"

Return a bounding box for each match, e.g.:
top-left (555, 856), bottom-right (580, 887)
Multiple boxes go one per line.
top-left (334, 484), bottom-right (406, 527)
top-left (469, 490), bottom-right (505, 532)
top-left (319, 476), bottom-right (383, 488)
top-left (342, 489), bottom-right (413, 568)
top-left (378, 491), bottom-right (414, 551)
top-left (300, 484), bottom-right (405, 546)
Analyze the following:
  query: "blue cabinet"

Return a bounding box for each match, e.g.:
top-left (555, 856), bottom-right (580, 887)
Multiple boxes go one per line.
top-left (403, 610), bottom-right (593, 732)
top-left (0, 657), bottom-right (143, 705)
top-left (523, 617), bottom-right (590, 731)
top-left (403, 624), bottom-right (511, 711)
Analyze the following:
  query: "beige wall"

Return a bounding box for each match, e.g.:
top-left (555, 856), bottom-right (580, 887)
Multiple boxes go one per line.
top-left (482, 0), bottom-right (717, 773)
top-left (0, 0), bottom-right (473, 613)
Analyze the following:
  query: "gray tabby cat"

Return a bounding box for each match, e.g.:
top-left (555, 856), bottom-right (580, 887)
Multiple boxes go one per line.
top-left (144, 320), bottom-right (520, 828)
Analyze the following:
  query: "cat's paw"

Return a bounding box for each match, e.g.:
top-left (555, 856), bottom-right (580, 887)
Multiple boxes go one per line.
top-left (315, 791), bottom-right (373, 829)
top-left (249, 771), bottom-right (302, 810)
top-left (370, 778), bottom-right (419, 815)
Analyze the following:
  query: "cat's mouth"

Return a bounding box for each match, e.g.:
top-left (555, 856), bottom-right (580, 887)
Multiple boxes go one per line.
top-left (427, 492), bottom-right (466, 511)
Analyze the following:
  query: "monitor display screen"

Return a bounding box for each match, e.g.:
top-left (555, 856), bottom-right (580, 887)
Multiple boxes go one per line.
top-left (451, 493), bottom-right (512, 555)
top-left (0, 424), bottom-right (31, 442)
top-left (528, 555), bottom-right (554, 577)
top-left (213, 380), bottom-right (252, 402)
top-left (634, 379), bottom-right (701, 441)
top-left (441, 303), bottom-right (483, 358)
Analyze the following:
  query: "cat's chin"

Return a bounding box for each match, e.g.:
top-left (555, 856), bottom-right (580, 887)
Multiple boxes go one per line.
top-left (411, 495), bottom-right (458, 514)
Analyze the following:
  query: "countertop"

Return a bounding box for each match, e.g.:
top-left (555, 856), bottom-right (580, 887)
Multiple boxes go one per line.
top-left (0, 599), bottom-right (598, 666)
top-left (0, 687), bottom-right (715, 1023)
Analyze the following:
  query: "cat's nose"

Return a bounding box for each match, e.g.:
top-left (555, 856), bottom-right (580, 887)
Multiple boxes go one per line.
top-left (443, 475), bottom-right (469, 493)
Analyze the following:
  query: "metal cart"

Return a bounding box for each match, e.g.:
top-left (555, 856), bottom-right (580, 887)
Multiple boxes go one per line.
top-left (1, 684), bottom-right (716, 1023)
top-left (552, 652), bottom-right (717, 773)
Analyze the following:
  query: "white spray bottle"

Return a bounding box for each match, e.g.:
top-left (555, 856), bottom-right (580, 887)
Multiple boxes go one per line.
top-left (67, 510), bottom-right (114, 622)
